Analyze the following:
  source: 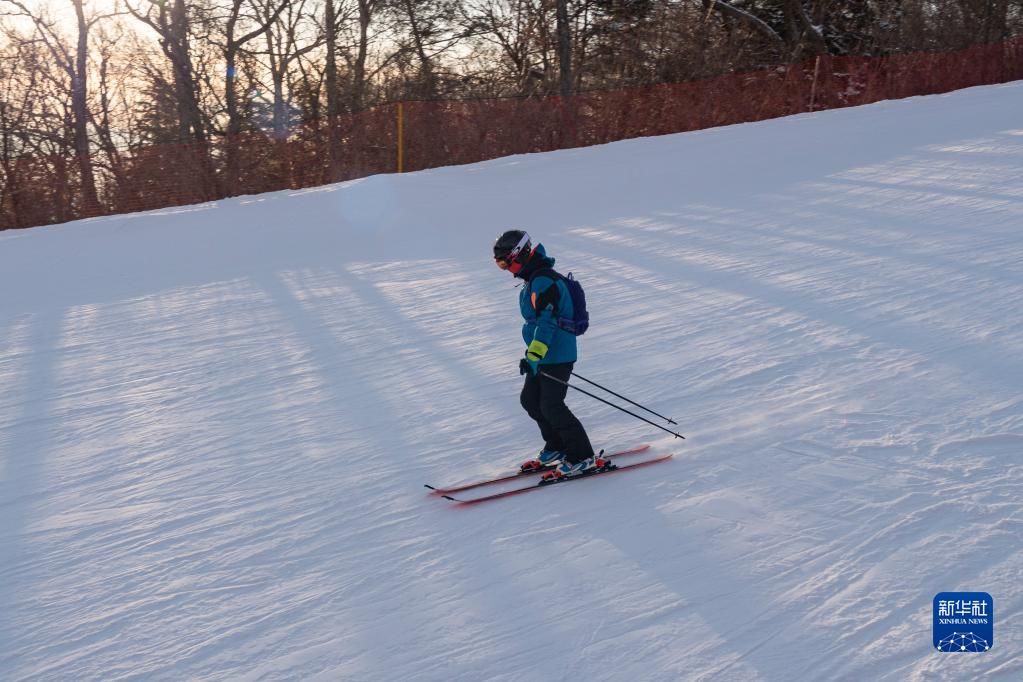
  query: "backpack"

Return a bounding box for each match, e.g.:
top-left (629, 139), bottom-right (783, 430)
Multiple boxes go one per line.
top-left (529, 268), bottom-right (590, 336)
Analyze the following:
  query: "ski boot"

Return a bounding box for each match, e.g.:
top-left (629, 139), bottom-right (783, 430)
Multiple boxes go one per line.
top-left (519, 448), bottom-right (564, 473)
top-left (540, 452), bottom-right (611, 483)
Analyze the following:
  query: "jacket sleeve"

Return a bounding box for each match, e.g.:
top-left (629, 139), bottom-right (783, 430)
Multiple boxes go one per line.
top-left (525, 276), bottom-right (560, 362)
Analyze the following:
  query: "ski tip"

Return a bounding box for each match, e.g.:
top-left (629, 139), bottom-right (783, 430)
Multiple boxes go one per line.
top-left (424, 484), bottom-right (436, 490)
top-left (442, 495), bottom-right (478, 506)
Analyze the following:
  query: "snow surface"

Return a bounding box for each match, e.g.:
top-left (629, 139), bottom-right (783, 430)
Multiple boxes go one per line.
top-left (2, 82), bottom-right (1022, 681)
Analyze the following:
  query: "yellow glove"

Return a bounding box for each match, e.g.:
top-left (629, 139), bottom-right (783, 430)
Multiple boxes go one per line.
top-left (525, 340), bottom-right (548, 374)
top-left (526, 339), bottom-right (548, 362)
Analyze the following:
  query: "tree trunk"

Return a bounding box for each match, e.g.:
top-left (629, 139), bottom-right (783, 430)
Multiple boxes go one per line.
top-left (271, 71), bottom-right (287, 139)
top-left (555, 0), bottom-right (572, 97)
top-left (168, 0), bottom-right (206, 146)
top-left (222, 0), bottom-right (288, 193)
top-left (325, 0), bottom-right (340, 179)
top-left (224, 45), bottom-right (242, 193)
top-left (130, 0), bottom-right (217, 199)
top-left (353, 0), bottom-right (371, 111)
top-left (702, 1), bottom-right (784, 46)
top-left (0, 105), bottom-right (20, 228)
top-left (224, 0), bottom-right (244, 194)
top-left (402, 0), bottom-right (436, 97)
top-left (325, 0), bottom-right (338, 117)
top-left (782, 0), bottom-right (827, 57)
top-left (71, 0), bottom-right (100, 216)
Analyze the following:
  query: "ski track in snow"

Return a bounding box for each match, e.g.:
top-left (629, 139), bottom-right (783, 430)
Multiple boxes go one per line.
top-left (2, 82), bottom-right (1023, 680)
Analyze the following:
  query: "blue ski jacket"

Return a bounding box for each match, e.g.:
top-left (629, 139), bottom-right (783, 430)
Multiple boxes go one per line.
top-left (517, 244), bottom-right (577, 365)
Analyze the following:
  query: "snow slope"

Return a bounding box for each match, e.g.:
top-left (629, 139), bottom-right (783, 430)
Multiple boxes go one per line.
top-left (2, 82), bottom-right (1022, 681)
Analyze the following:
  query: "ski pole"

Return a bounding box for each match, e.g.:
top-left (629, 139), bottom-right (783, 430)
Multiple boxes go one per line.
top-left (570, 372), bottom-right (678, 425)
top-left (540, 371), bottom-right (685, 439)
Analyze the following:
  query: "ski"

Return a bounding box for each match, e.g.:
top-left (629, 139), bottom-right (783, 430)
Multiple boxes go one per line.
top-left (439, 453), bottom-right (674, 506)
top-left (424, 444), bottom-right (650, 496)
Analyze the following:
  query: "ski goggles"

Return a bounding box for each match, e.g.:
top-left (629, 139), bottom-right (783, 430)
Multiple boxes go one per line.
top-left (494, 231), bottom-right (531, 270)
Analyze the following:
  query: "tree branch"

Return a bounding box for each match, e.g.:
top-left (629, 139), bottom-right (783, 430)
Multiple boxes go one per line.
top-left (703, 0), bottom-right (784, 44)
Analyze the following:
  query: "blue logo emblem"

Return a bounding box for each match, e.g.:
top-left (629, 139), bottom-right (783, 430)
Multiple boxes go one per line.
top-left (934, 592), bottom-right (993, 652)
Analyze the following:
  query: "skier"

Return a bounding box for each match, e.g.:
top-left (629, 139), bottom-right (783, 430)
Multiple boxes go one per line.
top-left (493, 229), bottom-right (597, 478)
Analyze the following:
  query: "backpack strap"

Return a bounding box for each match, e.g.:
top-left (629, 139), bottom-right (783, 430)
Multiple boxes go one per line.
top-left (528, 268), bottom-right (561, 312)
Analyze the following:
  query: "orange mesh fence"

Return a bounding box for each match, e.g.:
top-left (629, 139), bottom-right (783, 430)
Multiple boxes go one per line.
top-left (2, 38), bottom-right (1022, 231)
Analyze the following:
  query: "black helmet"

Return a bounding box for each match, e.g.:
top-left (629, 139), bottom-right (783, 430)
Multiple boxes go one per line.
top-left (493, 229), bottom-right (532, 272)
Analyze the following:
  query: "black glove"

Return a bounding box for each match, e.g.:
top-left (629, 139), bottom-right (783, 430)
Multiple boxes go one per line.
top-left (519, 358), bottom-right (530, 375)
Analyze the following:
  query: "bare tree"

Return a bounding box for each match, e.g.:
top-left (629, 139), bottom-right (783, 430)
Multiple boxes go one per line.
top-left (219, 0), bottom-right (288, 136)
top-left (127, 0), bottom-right (208, 146)
top-left (702, 0), bottom-right (783, 47)
top-left (0, 18), bottom-right (76, 226)
top-left (324, 0), bottom-right (343, 118)
top-left (206, 0), bottom-right (285, 190)
top-left (91, 23), bottom-right (123, 197)
top-left (461, 0), bottom-right (564, 94)
top-left (256, 0), bottom-right (325, 139)
top-left (0, 35), bottom-right (33, 226)
top-left (388, 0), bottom-right (462, 98)
top-left (0, 0), bottom-right (120, 216)
top-left (781, 0), bottom-right (827, 56)
top-left (323, 0), bottom-right (342, 176)
top-left (554, 0), bottom-right (572, 95)
top-left (400, 0), bottom-right (437, 95)
top-left (351, 0), bottom-right (379, 111)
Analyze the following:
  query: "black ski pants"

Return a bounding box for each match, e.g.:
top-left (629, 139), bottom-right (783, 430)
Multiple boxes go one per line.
top-left (520, 362), bottom-right (595, 465)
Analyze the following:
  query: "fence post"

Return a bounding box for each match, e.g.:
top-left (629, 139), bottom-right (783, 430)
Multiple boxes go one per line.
top-left (809, 55), bottom-right (822, 112)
